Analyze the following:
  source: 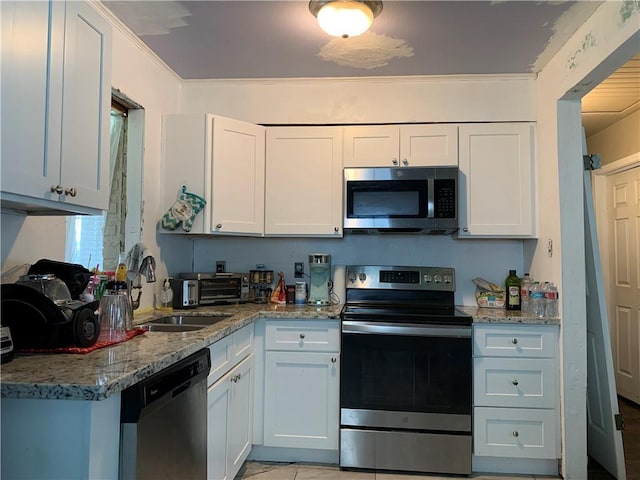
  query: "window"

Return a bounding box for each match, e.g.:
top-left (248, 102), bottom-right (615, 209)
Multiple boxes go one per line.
top-left (66, 92), bottom-right (143, 271)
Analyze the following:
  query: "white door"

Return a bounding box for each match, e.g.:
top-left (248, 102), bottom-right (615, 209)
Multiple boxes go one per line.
top-left (59, 1), bottom-right (111, 211)
top-left (458, 123), bottom-right (535, 237)
top-left (0, 1), bottom-right (63, 200)
top-left (585, 170), bottom-right (626, 479)
top-left (207, 374), bottom-right (231, 480)
top-left (400, 124), bottom-right (459, 167)
top-left (263, 351), bottom-right (339, 450)
top-left (227, 355), bottom-right (254, 480)
top-left (265, 127), bottom-right (343, 236)
top-left (342, 125), bottom-right (399, 167)
top-left (607, 166), bottom-right (640, 403)
top-left (211, 116), bottom-right (265, 235)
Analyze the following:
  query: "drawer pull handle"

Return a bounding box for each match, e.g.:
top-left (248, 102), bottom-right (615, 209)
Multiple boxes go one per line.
top-left (300, 333), bottom-right (305, 339)
top-left (50, 185), bottom-right (63, 195)
top-left (331, 357), bottom-right (337, 363)
top-left (512, 338), bottom-right (518, 345)
top-left (512, 379), bottom-right (519, 386)
top-left (512, 431), bottom-right (519, 438)
top-left (64, 187), bottom-right (77, 197)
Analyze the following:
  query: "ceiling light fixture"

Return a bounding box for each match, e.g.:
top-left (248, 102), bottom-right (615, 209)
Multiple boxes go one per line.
top-left (309, 0), bottom-right (383, 38)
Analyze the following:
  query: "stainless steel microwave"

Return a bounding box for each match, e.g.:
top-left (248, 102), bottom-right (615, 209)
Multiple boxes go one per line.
top-left (343, 166), bottom-right (458, 234)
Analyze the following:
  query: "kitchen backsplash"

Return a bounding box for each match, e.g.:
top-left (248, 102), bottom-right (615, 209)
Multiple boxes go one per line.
top-left (181, 235), bottom-right (525, 306)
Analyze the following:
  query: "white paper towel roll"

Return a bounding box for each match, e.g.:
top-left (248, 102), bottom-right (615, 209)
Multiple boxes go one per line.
top-left (332, 264), bottom-right (346, 305)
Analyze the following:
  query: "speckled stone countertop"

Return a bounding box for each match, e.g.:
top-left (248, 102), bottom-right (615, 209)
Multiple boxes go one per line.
top-left (0, 303), bottom-right (342, 401)
top-left (458, 306), bottom-right (561, 325)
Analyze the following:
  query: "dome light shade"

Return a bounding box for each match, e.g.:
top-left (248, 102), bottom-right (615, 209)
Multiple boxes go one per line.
top-left (309, 0), bottom-right (383, 38)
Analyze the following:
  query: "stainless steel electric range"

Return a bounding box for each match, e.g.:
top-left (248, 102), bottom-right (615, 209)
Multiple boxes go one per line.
top-left (339, 265), bottom-right (472, 476)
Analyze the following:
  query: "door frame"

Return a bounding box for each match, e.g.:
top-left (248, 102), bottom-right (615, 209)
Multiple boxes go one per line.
top-left (592, 152), bottom-right (640, 335)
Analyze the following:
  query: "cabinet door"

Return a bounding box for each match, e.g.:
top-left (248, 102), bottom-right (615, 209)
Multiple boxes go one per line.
top-left (458, 123), bottom-right (535, 237)
top-left (343, 125), bottom-right (399, 167)
top-left (207, 372), bottom-right (231, 480)
top-left (227, 355), bottom-right (254, 480)
top-left (263, 351), bottom-right (339, 450)
top-left (59, 1), bottom-right (111, 211)
top-left (161, 114), bottom-right (211, 234)
top-left (211, 116), bottom-right (265, 236)
top-left (265, 127), bottom-right (343, 236)
top-left (0, 1), bottom-right (64, 200)
top-left (400, 125), bottom-right (458, 167)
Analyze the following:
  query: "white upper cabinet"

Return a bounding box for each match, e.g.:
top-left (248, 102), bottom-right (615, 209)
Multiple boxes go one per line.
top-left (265, 127), bottom-right (343, 237)
top-left (458, 123), bottom-right (535, 238)
top-left (343, 124), bottom-right (458, 167)
top-left (161, 114), bottom-right (265, 236)
top-left (211, 117), bottom-right (266, 235)
top-left (1, 0), bottom-right (112, 215)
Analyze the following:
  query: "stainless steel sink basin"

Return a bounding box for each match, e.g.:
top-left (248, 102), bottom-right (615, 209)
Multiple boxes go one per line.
top-left (146, 315), bottom-right (232, 326)
top-left (137, 314), bottom-right (233, 332)
top-left (139, 324), bottom-right (206, 332)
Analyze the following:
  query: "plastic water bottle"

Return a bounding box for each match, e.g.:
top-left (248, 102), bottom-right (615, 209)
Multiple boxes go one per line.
top-left (520, 273), bottom-right (531, 313)
top-left (530, 281), bottom-right (545, 317)
top-left (545, 282), bottom-right (559, 317)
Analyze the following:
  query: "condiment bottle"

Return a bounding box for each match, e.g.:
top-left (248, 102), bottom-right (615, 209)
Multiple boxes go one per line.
top-left (505, 269), bottom-right (521, 311)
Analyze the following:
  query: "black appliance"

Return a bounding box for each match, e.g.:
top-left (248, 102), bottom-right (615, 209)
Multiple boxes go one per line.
top-left (343, 166), bottom-right (458, 234)
top-left (0, 260), bottom-right (100, 349)
top-left (340, 265), bottom-right (472, 476)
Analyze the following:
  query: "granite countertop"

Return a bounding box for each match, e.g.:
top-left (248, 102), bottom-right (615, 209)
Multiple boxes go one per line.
top-left (1, 302), bottom-right (557, 401)
top-left (0, 302), bottom-right (342, 401)
top-left (458, 305), bottom-right (561, 325)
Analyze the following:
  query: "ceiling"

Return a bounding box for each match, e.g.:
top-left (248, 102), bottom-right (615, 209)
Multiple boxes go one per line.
top-left (102, 1), bottom-right (639, 136)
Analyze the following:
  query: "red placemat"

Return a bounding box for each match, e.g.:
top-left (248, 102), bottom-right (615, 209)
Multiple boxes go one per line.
top-left (18, 328), bottom-right (146, 354)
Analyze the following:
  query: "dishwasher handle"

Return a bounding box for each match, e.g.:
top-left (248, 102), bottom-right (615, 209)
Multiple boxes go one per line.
top-left (121, 348), bottom-right (210, 423)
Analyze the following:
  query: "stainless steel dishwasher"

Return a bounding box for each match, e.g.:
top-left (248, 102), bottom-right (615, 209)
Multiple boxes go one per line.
top-left (119, 348), bottom-right (211, 479)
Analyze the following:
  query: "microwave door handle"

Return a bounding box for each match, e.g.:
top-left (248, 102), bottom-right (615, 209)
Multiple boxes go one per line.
top-left (427, 178), bottom-right (435, 219)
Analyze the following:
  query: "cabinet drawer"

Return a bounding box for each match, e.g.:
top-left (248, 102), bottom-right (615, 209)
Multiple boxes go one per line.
top-left (474, 407), bottom-right (557, 459)
top-left (208, 323), bottom-right (255, 386)
top-left (474, 357), bottom-right (556, 409)
top-left (265, 320), bottom-right (339, 352)
top-left (209, 335), bottom-right (233, 386)
top-left (232, 323), bottom-right (254, 363)
top-left (474, 325), bottom-right (557, 358)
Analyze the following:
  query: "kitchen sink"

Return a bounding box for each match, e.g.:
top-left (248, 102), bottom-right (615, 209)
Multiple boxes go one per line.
top-left (146, 315), bottom-right (232, 326)
top-left (137, 314), bottom-right (233, 332)
top-left (140, 324), bottom-right (206, 332)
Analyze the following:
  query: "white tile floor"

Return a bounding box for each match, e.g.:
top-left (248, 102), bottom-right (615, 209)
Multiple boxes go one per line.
top-left (234, 461), bottom-right (555, 480)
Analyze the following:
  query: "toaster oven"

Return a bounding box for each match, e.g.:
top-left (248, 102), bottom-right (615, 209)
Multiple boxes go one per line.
top-left (179, 272), bottom-right (250, 305)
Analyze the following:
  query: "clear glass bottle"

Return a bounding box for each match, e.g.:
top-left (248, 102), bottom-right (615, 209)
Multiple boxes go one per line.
top-left (520, 273), bottom-right (531, 313)
top-left (505, 269), bottom-right (521, 311)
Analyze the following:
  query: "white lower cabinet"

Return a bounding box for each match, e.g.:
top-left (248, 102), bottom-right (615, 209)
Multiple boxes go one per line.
top-left (262, 320), bottom-right (340, 451)
top-left (472, 324), bottom-right (560, 474)
top-left (207, 324), bottom-right (254, 480)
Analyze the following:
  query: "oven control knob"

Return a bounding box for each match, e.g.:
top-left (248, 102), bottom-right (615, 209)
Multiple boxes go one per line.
top-left (424, 274), bottom-right (432, 283)
top-left (433, 274), bottom-right (442, 283)
top-left (444, 275), bottom-right (452, 284)
top-left (358, 273), bottom-right (367, 282)
top-left (348, 272), bottom-right (357, 284)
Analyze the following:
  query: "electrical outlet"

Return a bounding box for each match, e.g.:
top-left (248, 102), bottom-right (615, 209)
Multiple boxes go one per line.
top-left (216, 261), bottom-right (226, 273)
top-left (294, 262), bottom-right (304, 278)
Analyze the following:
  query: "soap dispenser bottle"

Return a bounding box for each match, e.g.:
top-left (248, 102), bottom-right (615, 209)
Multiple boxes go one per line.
top-left (159, 279), bottom-right (173, 313)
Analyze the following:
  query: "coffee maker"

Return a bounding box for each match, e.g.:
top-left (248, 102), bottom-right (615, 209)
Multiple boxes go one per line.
top-left (308, 254), bottom-right (331, 305)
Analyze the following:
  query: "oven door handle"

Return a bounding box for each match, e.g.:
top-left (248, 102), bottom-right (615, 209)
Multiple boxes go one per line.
top-left (341, 321), bottom-right (471, 338)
